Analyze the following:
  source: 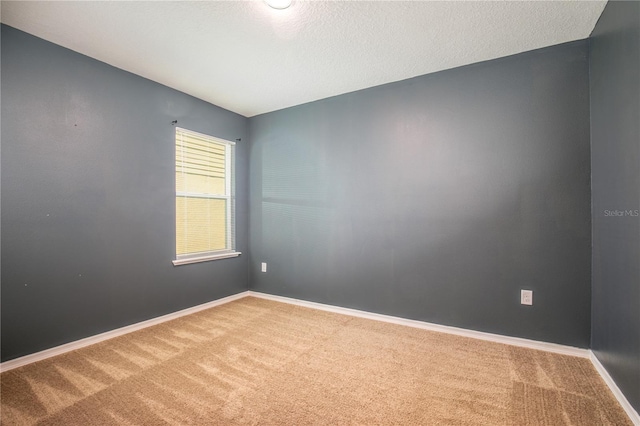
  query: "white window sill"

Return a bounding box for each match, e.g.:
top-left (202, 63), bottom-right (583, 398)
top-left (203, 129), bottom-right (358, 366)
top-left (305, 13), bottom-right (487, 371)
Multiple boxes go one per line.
top-left (172, 251), bottom-right (241, 266)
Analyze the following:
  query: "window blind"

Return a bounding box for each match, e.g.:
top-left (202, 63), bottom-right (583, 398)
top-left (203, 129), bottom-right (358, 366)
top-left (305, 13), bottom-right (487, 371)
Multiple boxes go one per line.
top-left (175, 128), bottom-right (235, 258)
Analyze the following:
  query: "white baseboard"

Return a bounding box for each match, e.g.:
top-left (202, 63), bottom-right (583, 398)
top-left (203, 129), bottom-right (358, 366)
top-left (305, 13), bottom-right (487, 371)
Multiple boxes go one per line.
top-left (0, 291), bottom-right (249, 372)
top-left (247, 291), bottom-right (590, 358)
top-left (590, 352), bottom-right (640, 425)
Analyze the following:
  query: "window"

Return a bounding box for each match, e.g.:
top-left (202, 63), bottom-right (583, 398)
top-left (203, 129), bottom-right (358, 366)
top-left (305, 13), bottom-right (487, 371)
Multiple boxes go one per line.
top-left (173, 127), bottom-right (239, 265)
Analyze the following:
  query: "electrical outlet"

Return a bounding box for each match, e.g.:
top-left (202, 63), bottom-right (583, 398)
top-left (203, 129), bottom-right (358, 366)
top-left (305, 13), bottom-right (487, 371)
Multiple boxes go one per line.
top-left (261, 262), bottom-right (267, 273)
top-left (521, 289), bottom-right (533, 306)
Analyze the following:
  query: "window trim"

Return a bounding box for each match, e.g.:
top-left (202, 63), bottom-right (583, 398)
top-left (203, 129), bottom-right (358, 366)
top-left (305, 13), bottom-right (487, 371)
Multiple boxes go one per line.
top-left (172, 250), bottom-right (241, 266)
top-left (173, 127), bottom-right (239, 265)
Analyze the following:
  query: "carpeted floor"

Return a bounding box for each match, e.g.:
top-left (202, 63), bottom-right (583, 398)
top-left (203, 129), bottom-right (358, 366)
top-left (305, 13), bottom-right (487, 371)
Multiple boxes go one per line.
top-left (0, 297), bottom-right (632, 425)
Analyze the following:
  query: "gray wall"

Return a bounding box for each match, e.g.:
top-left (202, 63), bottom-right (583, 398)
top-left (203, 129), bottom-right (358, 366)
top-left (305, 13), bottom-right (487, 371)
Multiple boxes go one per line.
top-left (590, 0), bottom-right (640, 413)
top-left (249, 41), bottom-right (592, 347)
top-left (1, 25), bottom-right (249, 362)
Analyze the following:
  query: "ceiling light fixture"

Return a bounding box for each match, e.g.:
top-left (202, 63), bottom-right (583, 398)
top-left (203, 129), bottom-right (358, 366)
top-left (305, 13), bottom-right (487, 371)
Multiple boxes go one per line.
top-left (265, 0), bottom-right (292, 10)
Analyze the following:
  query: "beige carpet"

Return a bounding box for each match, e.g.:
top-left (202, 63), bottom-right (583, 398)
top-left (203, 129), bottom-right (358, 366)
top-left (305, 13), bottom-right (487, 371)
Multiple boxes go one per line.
top-left (1, 297), bottom-right (632, 425)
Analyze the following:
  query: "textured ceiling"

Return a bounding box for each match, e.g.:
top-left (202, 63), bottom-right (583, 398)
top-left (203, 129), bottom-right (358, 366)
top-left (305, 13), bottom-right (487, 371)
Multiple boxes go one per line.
top-left (1, 1), bottom-right (606, 117)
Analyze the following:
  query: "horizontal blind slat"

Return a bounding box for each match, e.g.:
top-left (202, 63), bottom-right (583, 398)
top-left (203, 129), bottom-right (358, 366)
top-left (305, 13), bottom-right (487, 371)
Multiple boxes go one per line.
top-left (177, 135), bottom-right (227, 152)
top-left (177, 131), bottom-right (227, 145)
top-left (177, 162), bottom-right (225, 173)
top-left (178, 167), bottom-right (225, 175)
top-left (176, 158), bottom-right (225, 171)
top-left (177, 145), bottom-right (226, 159)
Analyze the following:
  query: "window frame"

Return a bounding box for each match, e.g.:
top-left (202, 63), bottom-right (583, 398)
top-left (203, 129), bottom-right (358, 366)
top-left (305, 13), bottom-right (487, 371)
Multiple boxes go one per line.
top-left (172, 127), bottom-right (240, 266)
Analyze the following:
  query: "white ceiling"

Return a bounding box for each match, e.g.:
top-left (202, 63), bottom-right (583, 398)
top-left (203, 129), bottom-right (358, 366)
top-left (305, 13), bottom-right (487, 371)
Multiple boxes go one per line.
top-left (1, 1), bottom-right (606, 117)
